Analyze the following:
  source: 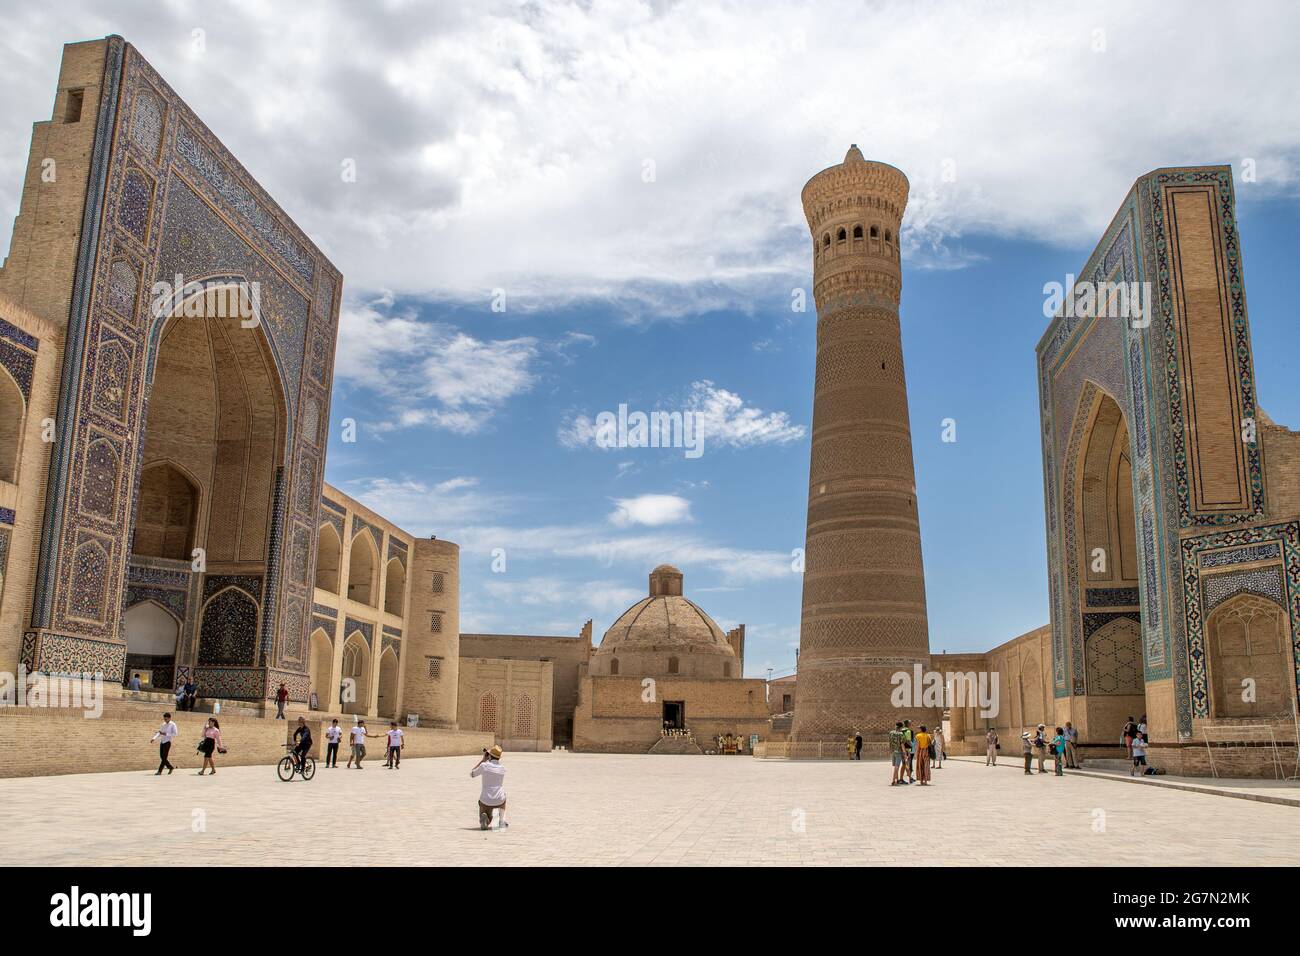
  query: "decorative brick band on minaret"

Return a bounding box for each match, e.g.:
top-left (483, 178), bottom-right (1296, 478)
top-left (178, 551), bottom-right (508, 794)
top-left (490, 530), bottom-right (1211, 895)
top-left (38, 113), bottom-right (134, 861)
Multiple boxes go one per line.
top-left (791, 146), bottom-right (934, 745)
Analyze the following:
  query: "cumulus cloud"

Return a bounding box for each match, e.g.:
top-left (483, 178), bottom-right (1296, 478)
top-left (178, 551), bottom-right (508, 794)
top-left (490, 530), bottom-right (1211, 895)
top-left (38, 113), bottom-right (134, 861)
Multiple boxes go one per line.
top-left (608, 494), bottom-right (692, 528)
top-left (3, 2), bottom-right (1296, 312)
top-left (559, 380), bottom-right (804, 450)
top-left (335, 297), bottom-right (537, 433)
top-left (683, 380), bottom-right (805, 447)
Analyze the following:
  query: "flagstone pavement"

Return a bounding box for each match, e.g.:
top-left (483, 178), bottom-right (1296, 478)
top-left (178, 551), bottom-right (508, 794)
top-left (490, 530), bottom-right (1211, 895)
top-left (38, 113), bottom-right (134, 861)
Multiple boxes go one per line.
top-left (1, 752), bottom-right (1296, 866)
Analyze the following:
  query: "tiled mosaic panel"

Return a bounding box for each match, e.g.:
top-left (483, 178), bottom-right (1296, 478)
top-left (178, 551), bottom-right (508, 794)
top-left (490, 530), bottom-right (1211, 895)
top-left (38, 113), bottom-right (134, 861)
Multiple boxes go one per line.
top-left (1202, 566), bottom-right (1285, 615)
top-left (344, 618), bottom-right (374, 648)
top-left (36, 41), bottom-right (340, 693)
top-left (1085, 617), bottom-right (1144, 696)
top-left (1181, 521), bottom-right (1300, 719)
top-left (198, 587), bottom-right (259, 666)
top-left (0, 332), bottom-right (36, 398)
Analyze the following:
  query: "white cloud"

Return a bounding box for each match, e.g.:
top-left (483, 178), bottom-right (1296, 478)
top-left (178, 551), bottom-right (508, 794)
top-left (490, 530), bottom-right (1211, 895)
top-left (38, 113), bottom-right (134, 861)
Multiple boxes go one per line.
top-left (684, 380), bottom-right (805, 447)
top-left (451, 522), bottom-right (794, 584)
top-left (3, 2), bottom-right (1295, 312)
top-left (335, 297), bottom-right (537, 433)
top-left (559, 380), bottom-right (804, 451)
top-left (608, 494), bottom-right (692, 527)
top-left (340, 475), bottom-right (507, 533)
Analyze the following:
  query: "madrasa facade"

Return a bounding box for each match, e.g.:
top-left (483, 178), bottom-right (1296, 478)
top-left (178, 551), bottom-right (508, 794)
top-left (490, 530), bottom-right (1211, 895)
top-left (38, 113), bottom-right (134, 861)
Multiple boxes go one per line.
top-left (933, 167), bottom-right (1300, 776)
top-left (0, 37), bottom-right (487, 738)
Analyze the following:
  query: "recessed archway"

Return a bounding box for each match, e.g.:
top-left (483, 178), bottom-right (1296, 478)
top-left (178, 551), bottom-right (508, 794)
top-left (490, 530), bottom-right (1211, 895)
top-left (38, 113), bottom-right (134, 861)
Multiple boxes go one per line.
top-left (316, 523), bottom-right (341, 593)
top-left (135, 285), bottom-right (288, 668)
top-left (1078, 392), bottom-right (1139, 585)
top-left (347, 530), bottom-right (377, 607)
top-left (132, 462), bottom-right (198, 561)
top-left (1207, 593), bottom-right (1292, 719)
top-left (383, 557), bottom-right (405, 616)
top-left (1065, 385), bottom-right (1145, 724)
top-left (0, 366), bottom-right (25, 484)
top-left (123, 599), bottom-right (180, 688)
top-left (376, 647), bottom-right (399, 719)
top-left (340, 631), bottom-right (370, 714)
top-left (308, 627), bottom-right (333, 710)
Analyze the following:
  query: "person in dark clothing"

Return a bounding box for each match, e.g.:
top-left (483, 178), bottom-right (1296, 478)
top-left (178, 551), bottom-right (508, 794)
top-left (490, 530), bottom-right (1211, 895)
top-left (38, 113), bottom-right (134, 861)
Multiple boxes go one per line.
top-left (292, 717), bottom-right (312, 772)
top-left (275, 683), bottom-right (290, 719)
top-left (853, 731), bottom-right (863, 760)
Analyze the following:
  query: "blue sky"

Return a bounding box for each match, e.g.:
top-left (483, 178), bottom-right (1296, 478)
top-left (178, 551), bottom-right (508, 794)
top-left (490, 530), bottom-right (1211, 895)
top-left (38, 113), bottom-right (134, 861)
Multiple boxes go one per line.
top-left (2, 2), bottom-right (1297, 677)
top-left (325, 193), bottom-right (1300, 676)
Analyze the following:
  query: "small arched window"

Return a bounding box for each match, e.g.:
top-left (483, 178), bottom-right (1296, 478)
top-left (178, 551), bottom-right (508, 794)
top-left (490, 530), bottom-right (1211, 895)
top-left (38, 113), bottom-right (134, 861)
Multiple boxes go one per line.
top-left (822, 233), bottom-right (831, 248)
top-left (609, 657), bottom-right (619, 676)
top-left (884, 229), bottom-right (892, 243)
top-left (852, 225), bottom-right (863, 240)
top-left (836, 227), bottom-right (846, 243)
top-left (870, 225), bottom-right (879, 239)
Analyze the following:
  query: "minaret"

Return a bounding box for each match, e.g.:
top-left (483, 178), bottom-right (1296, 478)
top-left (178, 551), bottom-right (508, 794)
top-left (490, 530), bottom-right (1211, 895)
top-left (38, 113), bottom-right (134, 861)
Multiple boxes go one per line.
top-left (791, 146), bottom-right (933, 747)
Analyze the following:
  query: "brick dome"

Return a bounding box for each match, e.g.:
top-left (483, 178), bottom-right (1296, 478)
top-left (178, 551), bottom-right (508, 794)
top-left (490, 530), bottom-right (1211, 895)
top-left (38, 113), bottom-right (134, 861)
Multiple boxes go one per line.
top-left (591, 566), bottom-right (738, 677)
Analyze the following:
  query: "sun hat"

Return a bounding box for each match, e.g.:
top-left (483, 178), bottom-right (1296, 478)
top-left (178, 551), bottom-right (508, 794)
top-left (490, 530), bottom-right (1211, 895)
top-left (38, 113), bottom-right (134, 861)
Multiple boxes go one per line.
top-left (489, 745), bottom-right (503, 758)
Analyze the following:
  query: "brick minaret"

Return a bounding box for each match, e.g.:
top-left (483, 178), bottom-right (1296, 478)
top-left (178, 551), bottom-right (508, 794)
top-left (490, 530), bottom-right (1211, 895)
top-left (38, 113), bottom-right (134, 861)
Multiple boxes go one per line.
top-left (791, 145), bottom-right (933, 747)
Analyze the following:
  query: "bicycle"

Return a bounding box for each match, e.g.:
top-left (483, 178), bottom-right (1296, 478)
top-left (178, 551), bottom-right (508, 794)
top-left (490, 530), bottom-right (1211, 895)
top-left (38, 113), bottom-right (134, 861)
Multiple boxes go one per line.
top-left (277, 743), bottom-right (316, 782)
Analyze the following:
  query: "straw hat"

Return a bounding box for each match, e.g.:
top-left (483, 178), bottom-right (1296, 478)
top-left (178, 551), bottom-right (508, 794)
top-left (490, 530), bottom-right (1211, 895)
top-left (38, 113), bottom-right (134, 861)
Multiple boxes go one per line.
top-left (488, 745), bottom-right (503, 759)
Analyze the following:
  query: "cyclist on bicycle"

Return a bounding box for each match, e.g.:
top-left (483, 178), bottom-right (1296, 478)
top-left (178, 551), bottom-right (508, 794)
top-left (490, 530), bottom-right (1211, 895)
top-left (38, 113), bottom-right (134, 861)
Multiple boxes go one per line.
top-left (291, 716), bottom-right (313, 771)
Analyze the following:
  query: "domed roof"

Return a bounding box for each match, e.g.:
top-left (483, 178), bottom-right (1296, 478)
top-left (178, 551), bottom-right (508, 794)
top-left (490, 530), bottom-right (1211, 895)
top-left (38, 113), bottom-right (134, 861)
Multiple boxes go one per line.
top-left (596, 566), bottom-right (735, 654)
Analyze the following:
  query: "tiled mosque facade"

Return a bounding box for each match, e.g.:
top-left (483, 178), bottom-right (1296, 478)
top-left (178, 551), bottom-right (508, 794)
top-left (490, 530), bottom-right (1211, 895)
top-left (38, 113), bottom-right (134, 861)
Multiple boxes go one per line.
top-left (942, 168), bottom-right (1300, 774)
top-left (0, 37), bottom-right (407, 717)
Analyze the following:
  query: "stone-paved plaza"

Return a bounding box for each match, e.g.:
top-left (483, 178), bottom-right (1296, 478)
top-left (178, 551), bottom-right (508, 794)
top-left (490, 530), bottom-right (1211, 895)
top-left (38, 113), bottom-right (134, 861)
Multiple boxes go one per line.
top-left (1, 753), bottom-right (1297, 866)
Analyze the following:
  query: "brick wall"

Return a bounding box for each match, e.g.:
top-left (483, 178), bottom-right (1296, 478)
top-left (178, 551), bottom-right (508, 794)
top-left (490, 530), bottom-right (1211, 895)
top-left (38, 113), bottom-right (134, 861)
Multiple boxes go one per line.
top-left (0, 706), bottom-right (493, 777)
top-left (459, 629), bottom-right (590, 745)
top-left (456, 657), bottom-right (553, 752)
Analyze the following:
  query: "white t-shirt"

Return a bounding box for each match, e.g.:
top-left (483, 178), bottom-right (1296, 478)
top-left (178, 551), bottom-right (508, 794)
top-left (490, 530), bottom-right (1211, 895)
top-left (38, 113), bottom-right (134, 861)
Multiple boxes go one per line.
top-left (350, 726), bottom-right (368, 745)
top-left (155, 721), bottom-right (178, 744)
top-left (325, 726), bottom-right (343, 743)
top-left (1132, 737), bottom-right (1148, 757)
top-left (472, 759), bottom-right (506, 806)
top-left (387, 729), bottom-right (404, 747)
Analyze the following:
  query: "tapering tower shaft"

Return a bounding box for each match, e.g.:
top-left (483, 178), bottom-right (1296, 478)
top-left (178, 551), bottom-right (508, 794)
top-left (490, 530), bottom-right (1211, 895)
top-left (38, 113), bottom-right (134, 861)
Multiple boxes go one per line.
top-left (792, 146), bottom-right (933, 744)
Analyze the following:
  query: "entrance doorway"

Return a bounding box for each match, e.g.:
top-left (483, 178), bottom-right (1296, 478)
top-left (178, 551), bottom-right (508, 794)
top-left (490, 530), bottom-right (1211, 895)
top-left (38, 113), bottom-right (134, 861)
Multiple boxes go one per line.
top-left (663, 700), bottom-right (685, 731)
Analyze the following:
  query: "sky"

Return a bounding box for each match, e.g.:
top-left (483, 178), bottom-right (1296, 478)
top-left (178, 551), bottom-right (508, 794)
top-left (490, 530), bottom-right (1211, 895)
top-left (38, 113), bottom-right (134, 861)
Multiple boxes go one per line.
top-left (1, 1), bottom-right (1297, 677)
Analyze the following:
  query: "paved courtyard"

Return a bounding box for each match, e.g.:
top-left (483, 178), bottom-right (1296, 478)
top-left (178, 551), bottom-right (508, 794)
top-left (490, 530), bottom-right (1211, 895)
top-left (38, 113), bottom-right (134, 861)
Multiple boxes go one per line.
top-left (1, 753), bottom-right (1296, 866)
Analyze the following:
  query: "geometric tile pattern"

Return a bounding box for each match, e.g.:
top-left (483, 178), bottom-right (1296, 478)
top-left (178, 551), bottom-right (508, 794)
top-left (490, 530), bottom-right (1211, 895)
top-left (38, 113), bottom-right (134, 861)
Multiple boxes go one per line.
top-left (1202, 566), bottom-right (1285, 615)
top-left (1084, 616), bottom-right (1145, 696)
top-left (1037, 166), bottom-right (1283, 737)
top-left (1181, 521), bottom-right (1300, 719)
top-left (26, 38), bottom-right (341, 700)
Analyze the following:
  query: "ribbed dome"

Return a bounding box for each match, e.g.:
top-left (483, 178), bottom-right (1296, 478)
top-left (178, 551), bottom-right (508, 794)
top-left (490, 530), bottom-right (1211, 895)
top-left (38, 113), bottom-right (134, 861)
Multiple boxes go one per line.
top-left (601, 593), bottom-right (732, 651)
top-left (591, 567), bottom-right (738, 676)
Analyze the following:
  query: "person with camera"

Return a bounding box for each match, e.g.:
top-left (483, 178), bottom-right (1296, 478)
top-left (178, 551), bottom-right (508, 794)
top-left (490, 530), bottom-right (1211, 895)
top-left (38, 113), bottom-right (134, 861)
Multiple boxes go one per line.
top-left (471, 745), bottom-right (508, 830)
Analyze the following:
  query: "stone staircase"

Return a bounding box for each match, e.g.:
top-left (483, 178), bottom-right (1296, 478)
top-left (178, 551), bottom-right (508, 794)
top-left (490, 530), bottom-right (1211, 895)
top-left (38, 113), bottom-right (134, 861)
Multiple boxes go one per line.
top-left (649, 733), bottom-right (704, 755)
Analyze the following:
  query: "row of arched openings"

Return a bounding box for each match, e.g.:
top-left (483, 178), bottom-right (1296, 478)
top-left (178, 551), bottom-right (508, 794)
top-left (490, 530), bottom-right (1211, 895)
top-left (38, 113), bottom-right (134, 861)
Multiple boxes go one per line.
top-left (818, 223), bottom-right (897, 260)
top-left (315, 523), bottom-right (406, 615)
